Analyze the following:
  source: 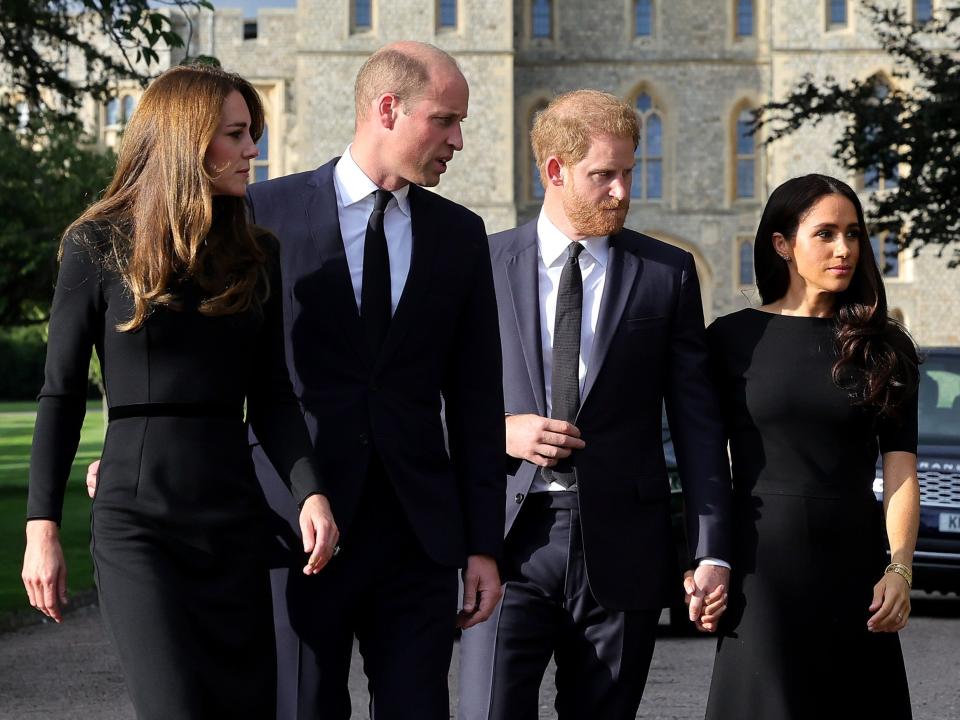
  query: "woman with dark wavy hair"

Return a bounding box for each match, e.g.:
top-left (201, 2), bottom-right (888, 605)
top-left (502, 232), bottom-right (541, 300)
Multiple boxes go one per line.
top-left (21, 64), bottom-right (338, 719)
top-left (704, 174), bottom-right (919, 719)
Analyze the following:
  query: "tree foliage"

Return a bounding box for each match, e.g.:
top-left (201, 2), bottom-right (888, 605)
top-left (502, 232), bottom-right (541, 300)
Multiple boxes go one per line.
top-left (0, 0), bottom-right (213, 127)
top-left (0, 1), bottom-right (214, 327)
top-left (758, 2), bottom-right (960, 267)
top-left (0, 114), bottom-right (115, 326)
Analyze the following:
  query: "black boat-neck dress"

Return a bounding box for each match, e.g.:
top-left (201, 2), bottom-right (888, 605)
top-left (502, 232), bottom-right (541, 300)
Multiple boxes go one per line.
top-left (704, 308), bottom-right (915, 720)
top-left (27, 225), bottom-right (325, 720)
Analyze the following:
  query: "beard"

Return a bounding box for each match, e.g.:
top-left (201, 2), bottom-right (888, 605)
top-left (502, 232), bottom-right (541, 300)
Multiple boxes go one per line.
top-left (561, 178), bottom-right (629, 237)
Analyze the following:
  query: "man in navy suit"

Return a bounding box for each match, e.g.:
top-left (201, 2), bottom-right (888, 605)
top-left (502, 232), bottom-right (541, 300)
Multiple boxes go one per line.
top-left (458, 90), bottom-right (732, 719)
top-left (246, 42), bottom-right (505, 720)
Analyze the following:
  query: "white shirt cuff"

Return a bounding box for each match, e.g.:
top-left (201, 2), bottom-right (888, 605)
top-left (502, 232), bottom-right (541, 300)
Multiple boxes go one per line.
top-left (697, 557), bottom-right (731, 570)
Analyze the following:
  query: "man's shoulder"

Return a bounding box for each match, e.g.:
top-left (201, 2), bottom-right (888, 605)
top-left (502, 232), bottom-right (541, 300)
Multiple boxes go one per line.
top-left (247, 167), bottom-right (324, 202)
top-left (615, 227), bottom-right (692, 270)
top-left (410, 185), bottom-right (483, 227)
top-left (488, 220), bottom-right (535, 259)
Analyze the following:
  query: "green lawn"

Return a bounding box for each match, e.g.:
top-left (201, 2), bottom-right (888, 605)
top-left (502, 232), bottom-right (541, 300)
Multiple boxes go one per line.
top-left (0, 401), bottom-right (104, 616)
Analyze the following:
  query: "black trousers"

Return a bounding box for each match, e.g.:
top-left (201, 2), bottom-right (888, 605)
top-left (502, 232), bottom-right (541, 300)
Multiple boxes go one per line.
top-left (287, 457), bottom-right (459, 720)
top-left (458, 492), bottom-right (658, 720)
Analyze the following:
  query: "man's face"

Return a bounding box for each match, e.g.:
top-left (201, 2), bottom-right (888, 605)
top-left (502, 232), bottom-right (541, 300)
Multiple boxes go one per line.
top-left (388, 64), bottom-right (469, 187)
top-left (561, 133), bottom-right (634, 237)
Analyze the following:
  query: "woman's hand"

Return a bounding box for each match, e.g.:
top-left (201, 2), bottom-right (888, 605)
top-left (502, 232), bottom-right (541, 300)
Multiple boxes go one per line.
top-left (867, 570), bottom-right (910, 632)
top-left (299, 494), bottom-right (339, 575)
top-left (22, 520), bottom-right (68, 622)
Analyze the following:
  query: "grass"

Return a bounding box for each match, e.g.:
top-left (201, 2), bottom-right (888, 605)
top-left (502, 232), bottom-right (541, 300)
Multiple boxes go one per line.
top-left (0, 401), bottom-right (104, 617)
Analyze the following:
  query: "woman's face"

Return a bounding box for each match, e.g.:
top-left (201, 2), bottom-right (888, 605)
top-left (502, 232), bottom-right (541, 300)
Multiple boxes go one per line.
top-left (205, 90), bottom-right (259, 197)
top-left (775, 193), bottom-right (862, 297)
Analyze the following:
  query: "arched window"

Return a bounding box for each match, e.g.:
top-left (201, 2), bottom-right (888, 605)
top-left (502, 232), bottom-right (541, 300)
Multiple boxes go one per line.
top-left (121, 95), bottom-right (136, 123)
top-left (632, 92), bottom-right (663, 201)
top-left (252, 124), bottom-right (270, 184)
top-left (735, 108), bottom-right (756, 199)
top-left (738, 238), bottom-right (754, 286)
top-left (531, 0), bottom-right (552, 38)
top-left (736, 0), bottom-right (754, 37)
top-left (862, 78), bottom-right (899, 192)
top-left (635, 0), bottom-right (653, 37)
top-left (106, 98), bottom-right (119, 126)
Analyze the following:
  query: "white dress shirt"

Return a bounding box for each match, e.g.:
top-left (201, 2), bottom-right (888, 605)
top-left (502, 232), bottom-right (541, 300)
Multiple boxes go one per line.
top-left (532, 210), bottom-right (609, 493)
top-left (334, 145), bottom-right (412, 315)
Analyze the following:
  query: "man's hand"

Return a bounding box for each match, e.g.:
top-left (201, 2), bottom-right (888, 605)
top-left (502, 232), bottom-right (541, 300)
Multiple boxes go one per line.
top-left (299, 494), bottom-right (339, 576)
top-left (85, 459), bottom-right (100, 499)
top-left (505, 414), bottom-right (585, 467)
top-left (457, 554), bottom-right (502, 629)
top-left (22, 520), bottom-right (68, 623)
top-left (683, 564), bottom-right (729, 633)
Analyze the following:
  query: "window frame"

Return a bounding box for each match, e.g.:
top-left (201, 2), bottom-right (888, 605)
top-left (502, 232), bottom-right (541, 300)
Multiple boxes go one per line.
top-left (632, 91), bottom-right (664, 203)
top-left (735, 0), bottom-right (754, 38)
top-left (731, 103), bottom-right (759, 202)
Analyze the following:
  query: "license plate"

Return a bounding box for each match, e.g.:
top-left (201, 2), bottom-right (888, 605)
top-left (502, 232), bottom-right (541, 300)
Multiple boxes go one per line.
top-left (940, 513), bottom-right (960, 533)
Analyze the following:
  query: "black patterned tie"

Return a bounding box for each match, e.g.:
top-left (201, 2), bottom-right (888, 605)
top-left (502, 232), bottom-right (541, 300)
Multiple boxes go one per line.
top-left (543, 241), bottom-right (583, 488)
top-left (361, 189), bottom-right (393, 357)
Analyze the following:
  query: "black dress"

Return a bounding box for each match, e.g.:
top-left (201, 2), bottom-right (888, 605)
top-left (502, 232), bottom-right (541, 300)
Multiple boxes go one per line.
top-left (704, 308), bottom-right (915, 720)
top-left (27, 224), bottom-right (325, 720)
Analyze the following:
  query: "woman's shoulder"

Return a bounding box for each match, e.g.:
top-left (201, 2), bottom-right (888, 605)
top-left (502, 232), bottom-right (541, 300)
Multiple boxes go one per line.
top-left (61, 219), bottom-right (122, 267)
top-left (707, 308), bottom-right (760, 337)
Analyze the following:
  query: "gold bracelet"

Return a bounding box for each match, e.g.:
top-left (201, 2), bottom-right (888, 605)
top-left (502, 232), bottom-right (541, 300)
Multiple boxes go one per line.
top-left (885, 562), bottom-right (913, 588)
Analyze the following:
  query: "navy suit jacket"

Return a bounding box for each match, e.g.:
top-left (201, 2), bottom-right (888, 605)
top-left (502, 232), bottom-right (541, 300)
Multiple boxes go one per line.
top-left (490, 219), bottom-right (731, 610)
top-left (246, 159), bottom-right (506, 567)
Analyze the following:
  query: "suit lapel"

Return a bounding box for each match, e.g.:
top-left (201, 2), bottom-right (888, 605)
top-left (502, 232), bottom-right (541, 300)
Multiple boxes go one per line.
top-left (506, 222), bottom-right (547, 416)
top-left (302, 162), bottom-right (368, 367)
top-left (579, 232), bottom-right (640, 413)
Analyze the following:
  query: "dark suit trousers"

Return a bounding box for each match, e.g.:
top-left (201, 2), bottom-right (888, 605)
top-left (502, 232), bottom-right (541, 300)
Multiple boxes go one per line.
top-left (287, 456), bottom-right (459, 720)
top-left (458, 492), bottom-right (658, 720)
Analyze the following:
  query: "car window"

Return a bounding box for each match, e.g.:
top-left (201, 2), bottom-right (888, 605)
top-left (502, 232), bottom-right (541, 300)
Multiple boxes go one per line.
top-left (919, 351), bottom-right (960, 446)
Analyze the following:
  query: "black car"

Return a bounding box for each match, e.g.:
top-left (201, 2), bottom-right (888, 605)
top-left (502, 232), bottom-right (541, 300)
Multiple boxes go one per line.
top-left (873, 347), bottom-right (960, 594)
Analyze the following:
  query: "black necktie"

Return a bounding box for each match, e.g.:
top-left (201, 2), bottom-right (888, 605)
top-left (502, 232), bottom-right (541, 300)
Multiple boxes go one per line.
top-left (361, 189), bottom-right (392, 357)
top-left (544, 242), bottom-right (583, 488)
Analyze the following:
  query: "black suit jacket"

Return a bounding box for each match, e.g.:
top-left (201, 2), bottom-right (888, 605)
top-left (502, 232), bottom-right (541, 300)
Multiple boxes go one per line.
top-left (490, 219), bottom-right (731, 610)
top-left (246, 159), bottom-right (506, 567)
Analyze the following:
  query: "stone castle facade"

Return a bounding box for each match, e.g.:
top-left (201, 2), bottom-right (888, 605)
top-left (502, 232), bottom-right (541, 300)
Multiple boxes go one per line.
top-left (88, 0), bottom-right (959, 344)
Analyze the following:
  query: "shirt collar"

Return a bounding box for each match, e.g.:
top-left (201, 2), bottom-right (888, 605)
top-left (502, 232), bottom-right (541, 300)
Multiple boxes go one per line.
top-left (536, 209), bottom-right (609, 269)
top-left (334, 144), bottom-right (411, 216)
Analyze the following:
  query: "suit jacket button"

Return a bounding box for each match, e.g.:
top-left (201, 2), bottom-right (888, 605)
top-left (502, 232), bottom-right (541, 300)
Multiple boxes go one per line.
top-left (359, 433), bottom-right (369, 447)
top-left (515, 493), bottom-right (524, 504)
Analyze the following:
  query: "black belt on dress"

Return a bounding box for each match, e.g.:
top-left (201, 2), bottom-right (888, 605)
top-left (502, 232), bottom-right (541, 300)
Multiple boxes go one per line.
top-left (107, 403), bottom-right (244, 422)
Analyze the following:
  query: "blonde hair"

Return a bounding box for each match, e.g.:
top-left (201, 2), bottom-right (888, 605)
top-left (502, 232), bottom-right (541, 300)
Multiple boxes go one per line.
top-left (354, 42), bottom-right (458, 120)
top-left (66, 64), bottom-right (267, 331)
top-left (531, 90), bottom-right (640, 186)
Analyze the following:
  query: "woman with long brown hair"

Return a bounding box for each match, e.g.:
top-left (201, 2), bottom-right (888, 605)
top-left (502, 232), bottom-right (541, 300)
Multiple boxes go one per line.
top-left (21, 64), bottom-right (338, 718)
top-left (704, 174), bottom-right (919, 719)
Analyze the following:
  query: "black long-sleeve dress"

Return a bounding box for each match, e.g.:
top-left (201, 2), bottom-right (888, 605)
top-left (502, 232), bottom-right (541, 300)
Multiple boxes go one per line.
top-left (704, 308), bottom-right (915, 720)
top-left (27, 223), bottom-right (325, 720)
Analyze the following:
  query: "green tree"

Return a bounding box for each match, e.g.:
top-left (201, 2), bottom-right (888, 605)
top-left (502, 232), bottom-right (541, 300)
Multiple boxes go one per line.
top-left (0, 115), bottom-right (115, 326)
top-left (758, 2), bottom-right (960, 268)
top-left (0, 1), bottom-right (214, 327)
top-left (1, 1), bottom-right (213, 128)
